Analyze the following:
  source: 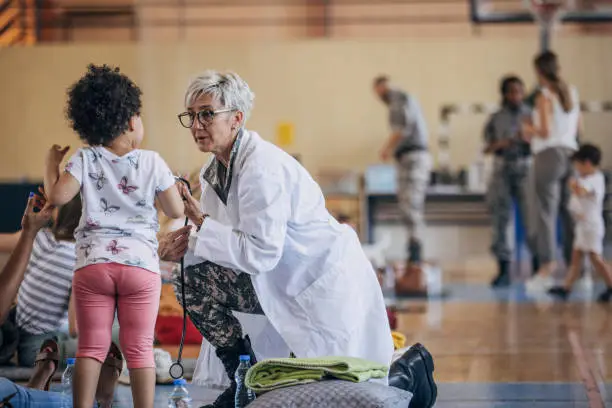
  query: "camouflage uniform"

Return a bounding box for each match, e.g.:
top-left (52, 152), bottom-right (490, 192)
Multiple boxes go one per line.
top-left (387, 88), bottom-right (430, 263)
top-left (484, 105), bottom-right (532, 262)
top-left (173, 261), bottom-right (263, 349)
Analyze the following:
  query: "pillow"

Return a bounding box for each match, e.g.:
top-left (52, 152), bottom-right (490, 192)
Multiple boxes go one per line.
top-left (247, 380), bottom-right (412, 408)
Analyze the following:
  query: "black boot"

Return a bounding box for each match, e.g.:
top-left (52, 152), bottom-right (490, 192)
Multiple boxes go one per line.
top-left (408, 239), bottom-right (422, 265)
top-left (201, 336), bottom-right (257, 408)
top-left (491, 260), bottom-right (510, 287)
top-left (388, 343), bottom-right (437, 408)
top-left (531, 256), bottom-right (540, 276)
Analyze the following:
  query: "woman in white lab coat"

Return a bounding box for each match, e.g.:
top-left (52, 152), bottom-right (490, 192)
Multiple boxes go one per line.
top-left (158, 70), bottom-right (437, 408)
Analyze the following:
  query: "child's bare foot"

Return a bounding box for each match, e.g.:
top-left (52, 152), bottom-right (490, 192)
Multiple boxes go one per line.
top-left (27, 338), bottom-right (59, 390)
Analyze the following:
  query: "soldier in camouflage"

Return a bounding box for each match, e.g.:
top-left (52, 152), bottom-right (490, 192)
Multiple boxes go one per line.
top-left (483, 76), bottom-right (533, 287)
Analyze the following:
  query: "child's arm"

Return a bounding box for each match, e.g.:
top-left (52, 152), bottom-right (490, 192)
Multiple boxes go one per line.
top-left (44, 145), bottom-right (80, 206)
top-left (570, 178), bottom-right (594, 197)
top-left (157, 185), bottom-right (185, 219)
top-left (153, 153), bottom-right (185, 219)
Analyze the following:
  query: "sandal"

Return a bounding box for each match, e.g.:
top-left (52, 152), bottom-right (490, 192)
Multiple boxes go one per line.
top-left (27, 337), bottom-right (59, 391)
top-left (95, 342), bottom-right (123, 408)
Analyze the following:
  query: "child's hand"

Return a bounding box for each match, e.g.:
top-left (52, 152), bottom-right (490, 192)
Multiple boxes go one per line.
top-left (46, 145), bottom-right (70, 169)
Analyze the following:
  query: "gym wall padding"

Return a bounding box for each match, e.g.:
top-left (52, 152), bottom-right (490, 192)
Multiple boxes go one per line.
top-left (0, 182), bottom-right (42, 233)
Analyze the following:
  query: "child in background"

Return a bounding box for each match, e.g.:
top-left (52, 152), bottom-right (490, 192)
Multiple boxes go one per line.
top-left (548, 143), bottom-right (612, 302)
top-left (44, 64), bottom-right (184, 408)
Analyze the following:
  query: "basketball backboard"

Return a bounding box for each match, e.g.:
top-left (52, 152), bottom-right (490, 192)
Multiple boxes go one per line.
top-left (470, 0), bottom-right (612, 23)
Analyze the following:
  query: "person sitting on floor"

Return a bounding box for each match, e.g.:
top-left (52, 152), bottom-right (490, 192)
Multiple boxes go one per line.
top-left (0, 190), bottom-right (81, 367)
top-left (0, 191), bottom-right (122, 408)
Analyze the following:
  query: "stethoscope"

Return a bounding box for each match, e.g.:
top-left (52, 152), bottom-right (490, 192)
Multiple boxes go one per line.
top-left (169, 176), bottom-right (192, 380)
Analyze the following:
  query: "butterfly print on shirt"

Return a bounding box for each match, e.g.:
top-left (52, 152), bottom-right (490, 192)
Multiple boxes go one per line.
top-left (90, 257), bottom-right (111, 263)
top-left (65, 162), bottom-right (74, 172)
top-left (88, 172), bottom-right (107, 190)
top-left (87, 150), bottom-right (102, 162)
top-left (127, 215), bottom-right (148, 224)
top-left (79, 243), bottom-right (92, 257)
top-left (127, 155), bottom-right (139, 169)
top-left (136, 199), bottom-right (151, 209)
top-left (118, 176), bottom-right (139, 195)
top-left (100, 198), bottom-right (120, 215)
top-left (85, 218), bottom-right (101, 231)
top-left (124, 257), bottom-right (144, 267)
top-left (106, 239), bottom-right (128, 255)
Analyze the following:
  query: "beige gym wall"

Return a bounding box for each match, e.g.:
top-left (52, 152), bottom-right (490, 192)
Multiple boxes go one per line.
top-left (1, 36), bottom-right (611, 180)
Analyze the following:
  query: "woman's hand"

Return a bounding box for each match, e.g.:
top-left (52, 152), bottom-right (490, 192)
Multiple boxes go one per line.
top-left (21, 191), bottom-right (54, 235)
top-left (158, 226), bottom-right (192, 262)
top-left (46, 145), bottom-right (70, 170)
top-left (177, 181), bottom-right (202, 225)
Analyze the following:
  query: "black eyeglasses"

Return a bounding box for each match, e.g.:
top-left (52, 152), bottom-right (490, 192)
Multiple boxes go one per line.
top-left (177, 108), bottom-right (234, 128)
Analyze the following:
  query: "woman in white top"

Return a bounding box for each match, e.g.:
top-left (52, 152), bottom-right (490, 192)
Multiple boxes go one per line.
top-left (522, 51), bottom-right (581, 291)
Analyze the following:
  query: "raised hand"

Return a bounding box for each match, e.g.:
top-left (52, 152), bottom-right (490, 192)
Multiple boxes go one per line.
top-left (21, 191), bottom-right (54, 233)
top-left (46, 145), bottom-right (70, 169)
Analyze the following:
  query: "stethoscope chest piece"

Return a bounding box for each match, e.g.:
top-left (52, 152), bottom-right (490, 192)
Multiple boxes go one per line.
top-left (169, 361), bottom-right (184, 380)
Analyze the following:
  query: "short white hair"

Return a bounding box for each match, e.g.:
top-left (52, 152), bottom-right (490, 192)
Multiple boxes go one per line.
top-left (184, 70), bottom-right (255, 125)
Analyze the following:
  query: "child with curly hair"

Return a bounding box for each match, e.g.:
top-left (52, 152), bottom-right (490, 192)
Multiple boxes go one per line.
top-left (44, 64), bottom-right (184, 408)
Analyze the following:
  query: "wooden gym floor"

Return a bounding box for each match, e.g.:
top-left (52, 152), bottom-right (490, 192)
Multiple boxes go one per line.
top-left (70, 255), bottom-right (612, 407)
top-left (391, 255), bottom-right (612, 408)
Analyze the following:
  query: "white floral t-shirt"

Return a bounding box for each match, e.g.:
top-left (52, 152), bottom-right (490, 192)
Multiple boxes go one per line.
top-left (65, 146), bottom-right (176, 274)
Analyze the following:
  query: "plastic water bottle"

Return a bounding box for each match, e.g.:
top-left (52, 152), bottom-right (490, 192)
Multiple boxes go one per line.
top-left (168, 378), bottom-right (192, 408)
top-left (60, 358), bottom-right (75, 407)
top-left (235, 355), bottom-right (256, 408)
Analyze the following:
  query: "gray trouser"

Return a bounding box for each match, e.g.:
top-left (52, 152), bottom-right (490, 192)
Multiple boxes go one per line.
top-left (396, 151), bottom-right (431, 251)
top-left (486, 157), bottom-right (531, 262)
top-left (527, 147), bottom-right (575, 265)
top-left (173, 261), bottom-right (264, 349)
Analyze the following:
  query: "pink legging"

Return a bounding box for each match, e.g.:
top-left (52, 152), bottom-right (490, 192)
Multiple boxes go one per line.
top-left (72, 263), bottom-right (161, 369)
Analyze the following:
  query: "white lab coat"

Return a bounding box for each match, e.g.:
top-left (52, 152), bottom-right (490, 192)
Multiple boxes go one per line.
top-left (190, 130), bottom-right (394, 370)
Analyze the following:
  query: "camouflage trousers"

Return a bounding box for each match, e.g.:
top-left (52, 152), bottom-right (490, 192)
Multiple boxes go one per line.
top-left (396, 151), bottom-right (432, 258)
top-left (173, 261), bottom-right (264, 349)
top-left (486, 158), bottom-right (531, 262)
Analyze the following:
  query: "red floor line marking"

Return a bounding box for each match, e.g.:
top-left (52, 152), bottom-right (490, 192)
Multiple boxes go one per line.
top-left (567, 330), bottom-right (605, 408)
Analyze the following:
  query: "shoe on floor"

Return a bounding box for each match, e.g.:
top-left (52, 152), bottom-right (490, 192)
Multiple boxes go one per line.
top-left (597, 287), bottom-right (612, 303)
top-left (201, 336), bottom-right (257, 408)
top-left (491, 260), bottom-right (511, 288)
top-left (525, 274), bottom-right (553, 293)
top-left (547, 286), bottom-right (569, 301)
top-left (388, 343), bottom-right (437, 408)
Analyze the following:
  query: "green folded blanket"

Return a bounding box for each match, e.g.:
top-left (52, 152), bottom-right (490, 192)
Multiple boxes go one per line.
top-left (245, 357), bottom-right (389, 393)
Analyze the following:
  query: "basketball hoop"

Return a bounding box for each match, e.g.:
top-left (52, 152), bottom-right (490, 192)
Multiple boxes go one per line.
top-left (525, 0), bottom-right (568, 51)
top-left (526, 0), bottom-right (566, 29)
